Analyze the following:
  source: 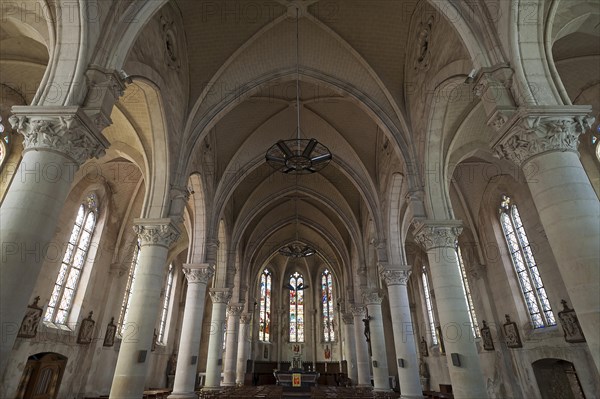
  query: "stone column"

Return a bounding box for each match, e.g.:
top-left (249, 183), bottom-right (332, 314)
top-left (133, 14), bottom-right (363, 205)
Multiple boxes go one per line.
top-left (110, 219), bottom-right (180, 399)
top-left (350, 305), bottom-right (371, 387)
top-left (362, 289), bottom-right (390, 392)
top-left (494, 109), bottom-right (600, 372)
top-left (0, 107), bottom-right (108, 373)
top-left (168, 264), bottom-right (214, 399)
top-left (414, 221), bottom-right (487, 399)
top-left (236, 313), bottom-right (252, 385)
top-left (342, 312), bottom-right (358, 384)
top-left (222, 304), bottom-right (244, 386)
top-left (380, 265), bottom-right (423, 398)
top-left (203, 289), bottom-right (232, 390)
top-left (311, 309), bottom-right (318, 370)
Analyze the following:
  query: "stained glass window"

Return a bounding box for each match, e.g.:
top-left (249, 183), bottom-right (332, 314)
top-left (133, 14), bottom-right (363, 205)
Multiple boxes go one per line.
top-left (499, 195), bottom-right (556, 328)
top-left (422, 267), bottom-right (438, 345)
top-left (259, 269), bottom-right (272, 342)
top-left (456, 247), bottom-right (480, 337)
top-left (0, 116), bottom-right (8, 169)
top-left (289, 272), bottom-right (304, 343)
top-left (321, 269), bottom-right (335, 342)
top-left (44, 194), bottom-right (98, 325)
top-left (158, 264), bottom-right (174, 343)
top-left (119, 238), bottom-right (141, 335)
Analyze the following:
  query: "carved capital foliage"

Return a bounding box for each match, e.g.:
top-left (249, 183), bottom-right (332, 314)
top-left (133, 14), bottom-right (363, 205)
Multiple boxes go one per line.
top-left (133, 219), bottom-right (180, 247)
top-left (209, 289), bottom-right (232, 304)
top-left (227, 304), bottom-right (244, 317)
top-left (413, 220), bottom-right (462, 251)
top-left (183, 265), bottom-right (214, 284)
top-left (361, 289), bottom-right (384, 305)
top-left (380, 269), bottom-right (411, 286)
top-left (9, 107), bottom-right (109, 166)
top-left (494, 114), bottom-right (595, 166)
top-left (341, 312), bottom-right (354, 325)
top-left (349, 305), bottom-right (366, 317)
top-left (240, 313), bottom-right (252, 324)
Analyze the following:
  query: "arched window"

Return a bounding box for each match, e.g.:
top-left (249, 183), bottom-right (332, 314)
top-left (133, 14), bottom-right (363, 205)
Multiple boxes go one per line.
top-left (421, 267), bottom-right (438, 345)
top-left (321, 269), bottom-right (335, 342)
top-left (289, 271), bottom-right (305, 343)
top-left (0, 116), bottom-right (8, 169)
top-left (119, 239), bottom-right (141, 335)
top-left (44, 194), bottom-right (98, 324)
top-left (259, 269), bottom-right (272, 342)
top-left (158, 264), bottom-right (175, 344)
top-left (499, 195), bottom-right (556, 328)
top-left (456, 246), bottom-right (480, 337)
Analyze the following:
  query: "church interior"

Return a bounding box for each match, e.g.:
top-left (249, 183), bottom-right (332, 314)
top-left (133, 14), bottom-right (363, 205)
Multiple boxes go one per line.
top-left (0, 1), bottom-right (599, 398)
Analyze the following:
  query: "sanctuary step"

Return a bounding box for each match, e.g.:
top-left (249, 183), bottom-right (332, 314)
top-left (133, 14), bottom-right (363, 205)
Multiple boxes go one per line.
top-left (196, 385), bottom-right (401, 398)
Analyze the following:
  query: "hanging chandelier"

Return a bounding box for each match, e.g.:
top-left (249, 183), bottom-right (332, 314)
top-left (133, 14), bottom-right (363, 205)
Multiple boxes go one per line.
top-left (265, 7), bottom-right (332, 175)
top-left (278, 195), bottom-right (315, 258)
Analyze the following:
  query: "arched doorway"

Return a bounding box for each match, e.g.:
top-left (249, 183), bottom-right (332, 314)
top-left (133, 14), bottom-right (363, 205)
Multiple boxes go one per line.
top-left (532, 358), bottom-right (585, 399)
top-left (15, 353), bottom-right (67, 399)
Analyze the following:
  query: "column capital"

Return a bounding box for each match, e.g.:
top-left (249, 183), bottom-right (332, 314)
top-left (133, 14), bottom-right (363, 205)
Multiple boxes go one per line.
top-left (413, 220), bottom-right (462, 251)
top-left (379, 264), bottom-right (412, 286)
top-left (9, 106), bottom-right (109, 165)
top-left (361, 289), bottom-right (385, 305)
top-left (226, 304), bottom-right (244, 317)
top-left (133, 218), bottom-right (180, 248)
top-left (341, 312), bottom-right (354, 325)
top-left (493, 106), bottom-right (595, 167)
top-left (349, 304), bottom-right (367, 317)
top-left (209, 288), bottom-right (232, 304)
top-left (182, 264), bottom-right (214, 284)
top-left (240, 313), bottom-right (252, 324)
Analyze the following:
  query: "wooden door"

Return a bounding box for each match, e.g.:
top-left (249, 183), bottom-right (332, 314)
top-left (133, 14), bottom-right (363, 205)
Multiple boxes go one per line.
top-left (16, 353), bottom-right (67, 399)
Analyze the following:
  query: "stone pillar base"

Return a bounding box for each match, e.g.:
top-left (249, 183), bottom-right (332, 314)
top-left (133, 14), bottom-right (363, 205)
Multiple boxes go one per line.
top-left (167, 393), bottom-right (197, 399)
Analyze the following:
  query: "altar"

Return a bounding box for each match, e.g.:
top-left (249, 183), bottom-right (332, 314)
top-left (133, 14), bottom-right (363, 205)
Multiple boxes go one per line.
top-left (273, 370), bottom-right (320, 388)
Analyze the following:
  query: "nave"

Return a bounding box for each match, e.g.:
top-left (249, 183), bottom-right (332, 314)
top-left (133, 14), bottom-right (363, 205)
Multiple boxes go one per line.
top-left (1, 1), bottom-right (599, 399)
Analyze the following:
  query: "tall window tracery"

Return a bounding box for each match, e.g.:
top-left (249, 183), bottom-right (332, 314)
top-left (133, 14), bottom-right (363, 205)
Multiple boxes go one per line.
top-left (422, 267), bottom-right (438, 345)
top-left (321, 269), bottom-right (335, 342)
top-left (289, 271), bottom-right (305, 343)
top-left (499, 194), bottom-right (556, 328)
top-left (456, 246), bottom-right (480, 337)
top-left (259, 268), bottom-right (272, 342)
top-left (158, 263), bottom-right (174, 344)
top-left (44, 194), bottom-right (98, 325)
top-left (119, 239), bottom-right (141, 335)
